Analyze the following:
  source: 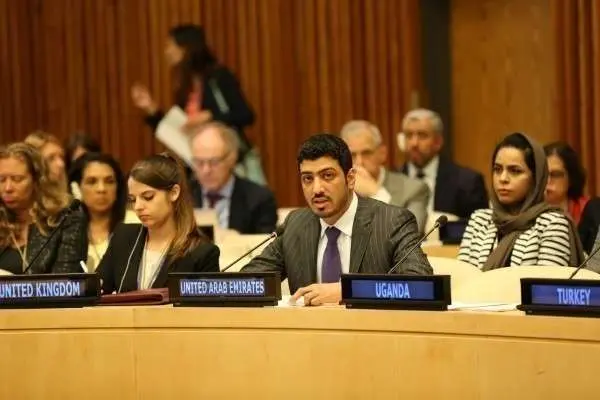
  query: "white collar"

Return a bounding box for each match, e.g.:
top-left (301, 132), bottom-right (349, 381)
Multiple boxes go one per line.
top-left (376, 167), bottom-right (386, 186)
top-left (319, 192), bottom-right (358, 238)
top-left (409, 155), bottom-right (439, 178)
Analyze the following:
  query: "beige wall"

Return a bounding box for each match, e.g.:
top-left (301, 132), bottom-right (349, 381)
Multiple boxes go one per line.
top-left (450, 0), bottom-right (557, 189)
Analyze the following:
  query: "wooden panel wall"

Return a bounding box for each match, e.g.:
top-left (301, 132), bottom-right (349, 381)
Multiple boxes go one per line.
top-left (450, 0), bottom-right (557, 189)
top-left (0, 0), bottom-right (422, 207)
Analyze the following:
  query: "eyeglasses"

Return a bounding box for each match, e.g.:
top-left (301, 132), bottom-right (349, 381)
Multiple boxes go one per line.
top-left (192, 152), bottom-right (230, 169)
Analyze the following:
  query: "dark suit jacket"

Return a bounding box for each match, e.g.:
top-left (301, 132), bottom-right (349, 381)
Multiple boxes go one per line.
top-left (145, 65), bottom-right (255, 156)
top-left (0, 209), bottom-right (87, 275)
top-left (242, 196), bottom-right (433, 293)
top-left (401, 158), bottom-right (488, 219)
top-left (189, 175), bottom-right (277, 234)
top-left (98, 224), bottom-right (220, 293)
top-left (578, 197), bottom-right (600, 254)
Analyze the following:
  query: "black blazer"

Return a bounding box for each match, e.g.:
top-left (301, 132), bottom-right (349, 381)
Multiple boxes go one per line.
top-left (189, 175), bottom-right (277, 234)
top-left (401, 158), bottom-right (489, 219)
top-left (578, 197), bottom-right (600, 254)
top-left (97, 224), bottom-right (220, 293)
top-left (0, 209), bottom-right (87, 275)
top-left (145, 65), bottom-right (255, 155)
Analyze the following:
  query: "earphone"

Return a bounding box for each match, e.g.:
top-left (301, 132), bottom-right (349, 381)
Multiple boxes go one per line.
top-left (117, 226), bottom-right (143, 293)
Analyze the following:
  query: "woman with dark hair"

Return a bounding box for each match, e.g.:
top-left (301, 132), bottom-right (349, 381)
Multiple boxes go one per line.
top-left (98, 153), bottom-right (219, 294)
top-left (130, 24), bottom-right (265, 183)
top-left (0, 143), bottom-right (86, 274)
top-left (65, 132), bottom-right (102, 173)
top-left (69, 153), bottom-right (126, 271)
top-left (544, 142), bottom-right (589, 224)
top-left (459, 133), bottom-right (584, 269)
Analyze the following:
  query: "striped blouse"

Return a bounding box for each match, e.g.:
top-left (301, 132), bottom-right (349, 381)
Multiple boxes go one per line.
top-left (458, 209), bottom-right (572, 268)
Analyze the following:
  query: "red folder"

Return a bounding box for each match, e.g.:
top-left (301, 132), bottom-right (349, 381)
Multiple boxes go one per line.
top-left (99, 288), bottom-right (170, 306)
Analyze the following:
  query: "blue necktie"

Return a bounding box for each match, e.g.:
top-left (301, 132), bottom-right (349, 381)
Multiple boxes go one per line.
top-left (322, 227), bottom-right (342, 283)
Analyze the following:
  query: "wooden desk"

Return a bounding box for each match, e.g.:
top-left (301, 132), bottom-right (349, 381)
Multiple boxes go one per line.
top-left (1, 306), bottom-right (599, 399)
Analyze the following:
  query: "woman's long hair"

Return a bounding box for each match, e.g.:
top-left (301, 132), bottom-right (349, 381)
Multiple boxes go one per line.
top-left (169, 24), bottom-right (217, 106)
top-left (24, 130), bottom-right (68, 192)
top-left (0, 143), bottom-right (70, 246)
top-left (69, 152), bottom-right (126, 234)
top-left (129, 153), bottom-right (207, 260)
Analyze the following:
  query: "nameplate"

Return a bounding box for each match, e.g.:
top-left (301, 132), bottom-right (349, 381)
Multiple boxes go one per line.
top-left (0, 273), bottom-right (100, 308)
top-left (168, 272), bottom-right (281, 307)
top-left (341, 274), bottom-right (451, 310)
top-left (519, 278), bottom-right (600, 317)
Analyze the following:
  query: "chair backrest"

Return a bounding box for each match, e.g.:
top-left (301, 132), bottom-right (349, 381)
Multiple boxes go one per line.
top-left (425, 211), bottom-right (460, 241)
top-left (453, 266), bottom-right (600, 304)
top-left (427, 256), bottom-right (481, 293)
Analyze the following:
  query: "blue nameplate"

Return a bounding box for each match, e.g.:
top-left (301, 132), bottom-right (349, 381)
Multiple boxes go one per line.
top-left (341, 274), bottom-right (451, 310)
top-left (519, 278), bottom-right (600, 317)
top-left (168, 272), bottom-right (281, 307)
top-left (0, 273), bottom-right (100, 308)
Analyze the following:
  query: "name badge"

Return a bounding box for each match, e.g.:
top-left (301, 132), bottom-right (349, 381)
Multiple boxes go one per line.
top-left (341, 274), bottom-right (451, 310)
top-left (519, 278), bottom-right (600, 317)
top-left (0, 273), bottom-right (100, 308)
top-left (168, 272), bottom-right (281, 307)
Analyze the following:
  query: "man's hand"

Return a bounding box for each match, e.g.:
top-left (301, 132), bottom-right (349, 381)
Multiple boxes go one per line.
top-left (291, 283), bottom-right (342, 306)
top-left (353, 166), bottom-right (380, 197)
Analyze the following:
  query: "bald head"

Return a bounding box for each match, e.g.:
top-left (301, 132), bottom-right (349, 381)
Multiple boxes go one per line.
top-left (190, 122), bottom-right (238, 192)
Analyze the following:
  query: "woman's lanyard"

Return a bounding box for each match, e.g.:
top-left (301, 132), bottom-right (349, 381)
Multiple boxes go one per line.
top-left (137, 237), bottom-right (170, 290)
top-left (9, 231), bottom-right (28, 271)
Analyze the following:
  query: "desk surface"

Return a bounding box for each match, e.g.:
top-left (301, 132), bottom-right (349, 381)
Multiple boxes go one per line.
top-left (1, 306), bottom-right (599, 399)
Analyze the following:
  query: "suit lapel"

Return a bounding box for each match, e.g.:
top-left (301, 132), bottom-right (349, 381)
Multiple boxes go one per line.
top-left (434, 158), bottom-right (450, 211)
top-left (301, 214), bottom-right (320, 283)
top-left (152, 253), bottom-right (174, 289)
top-left (228, 177), bottom-right (244, 232)
top-left (122, 227), bottom-right (146, 292)
top-left (350, 198), bottom-right (373, 273)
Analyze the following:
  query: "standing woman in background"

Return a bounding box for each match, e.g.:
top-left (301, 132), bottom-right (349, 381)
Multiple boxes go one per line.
top-left (0, 143), bottom-right (87, 274)
top-left (69, 153), bottom-right (127, 271)
top-left (131, 24), bottom-right (266, 185)
top-left (24, 131), bottom-right (68, 193)
top-left (98, 153), bottom-right (219, 294)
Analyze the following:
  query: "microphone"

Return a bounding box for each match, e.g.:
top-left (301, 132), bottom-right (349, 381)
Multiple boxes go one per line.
top-left (221, 227), bottom-right (282, 272)
top-left (569, 242), bottom-right (600, 279)
top-left (23, 199), bottom-right (82, 275)
top-left (388, 215), bottom-right (448, 274)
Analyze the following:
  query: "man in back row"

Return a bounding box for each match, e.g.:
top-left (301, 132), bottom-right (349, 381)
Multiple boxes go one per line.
top-left (399, 108), bottom-right (488, 219)
top-left (243, 134), bottom-right (432, 306)
top-left (189, 122), bottom-right (277, 234)
top-left (340, 120), bottom-right (430, 232)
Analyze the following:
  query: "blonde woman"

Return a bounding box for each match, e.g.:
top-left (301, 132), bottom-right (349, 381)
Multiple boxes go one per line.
top-left (25, 130), bottom-right (68, 193)
top-left (0, 143), bottom-right (87, 274)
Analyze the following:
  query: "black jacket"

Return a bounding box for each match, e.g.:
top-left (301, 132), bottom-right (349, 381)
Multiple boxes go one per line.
top-left (401, 157), bottom-right (489, 219)
top-left (98, 224), bottom-right (220, 293)
top-left (189, 175), bottom-right (277, 234)
top-left (0, 209), bottom-right (87, 274)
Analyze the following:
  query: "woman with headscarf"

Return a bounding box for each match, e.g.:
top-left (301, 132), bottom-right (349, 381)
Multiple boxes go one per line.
top-left (459, 132), bottom-right (584, 270)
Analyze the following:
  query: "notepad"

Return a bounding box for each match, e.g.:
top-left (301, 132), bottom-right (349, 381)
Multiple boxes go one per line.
top-left (448, 302), bottom-right (518, 312)
top-left (155, 106), bottom-right (194, 167)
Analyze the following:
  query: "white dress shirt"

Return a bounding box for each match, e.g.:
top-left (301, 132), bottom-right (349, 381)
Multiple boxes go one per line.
top-left (371, 167), bottom-right (392, 203)
top-left (316, 193), bottom-right (358, 283)
top-left (202, 175), bottom-right (235, 229)
top-left (407, 156), bottom-right (439, 212)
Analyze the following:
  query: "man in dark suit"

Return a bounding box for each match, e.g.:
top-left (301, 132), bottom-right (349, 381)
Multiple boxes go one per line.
top-left (399, 108), bottom-right (488, 219)
top-left (189, 122), bottom-right (277, 234)
top-left (243, 134), bottom-right (432, 306)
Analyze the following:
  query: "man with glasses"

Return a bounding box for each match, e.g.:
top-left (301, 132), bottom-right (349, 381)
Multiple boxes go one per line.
top-left (340, 120), bottom-right (429, 232)
top-left (399, 108), bottom-right (488, 219)
top-left (189, 122), bottom-right (277, 233)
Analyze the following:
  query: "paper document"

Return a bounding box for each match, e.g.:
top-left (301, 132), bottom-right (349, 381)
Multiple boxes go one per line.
top-left (449, 302), bottom-right (518, 312)
top-left (277, 295), bottom-right (305, 307)
top-left (155, 106), bottom-right (193, 167)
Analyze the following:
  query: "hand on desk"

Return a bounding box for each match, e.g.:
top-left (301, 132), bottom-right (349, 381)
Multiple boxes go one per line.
top-left (291, 283), bottom-right (341, 306)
